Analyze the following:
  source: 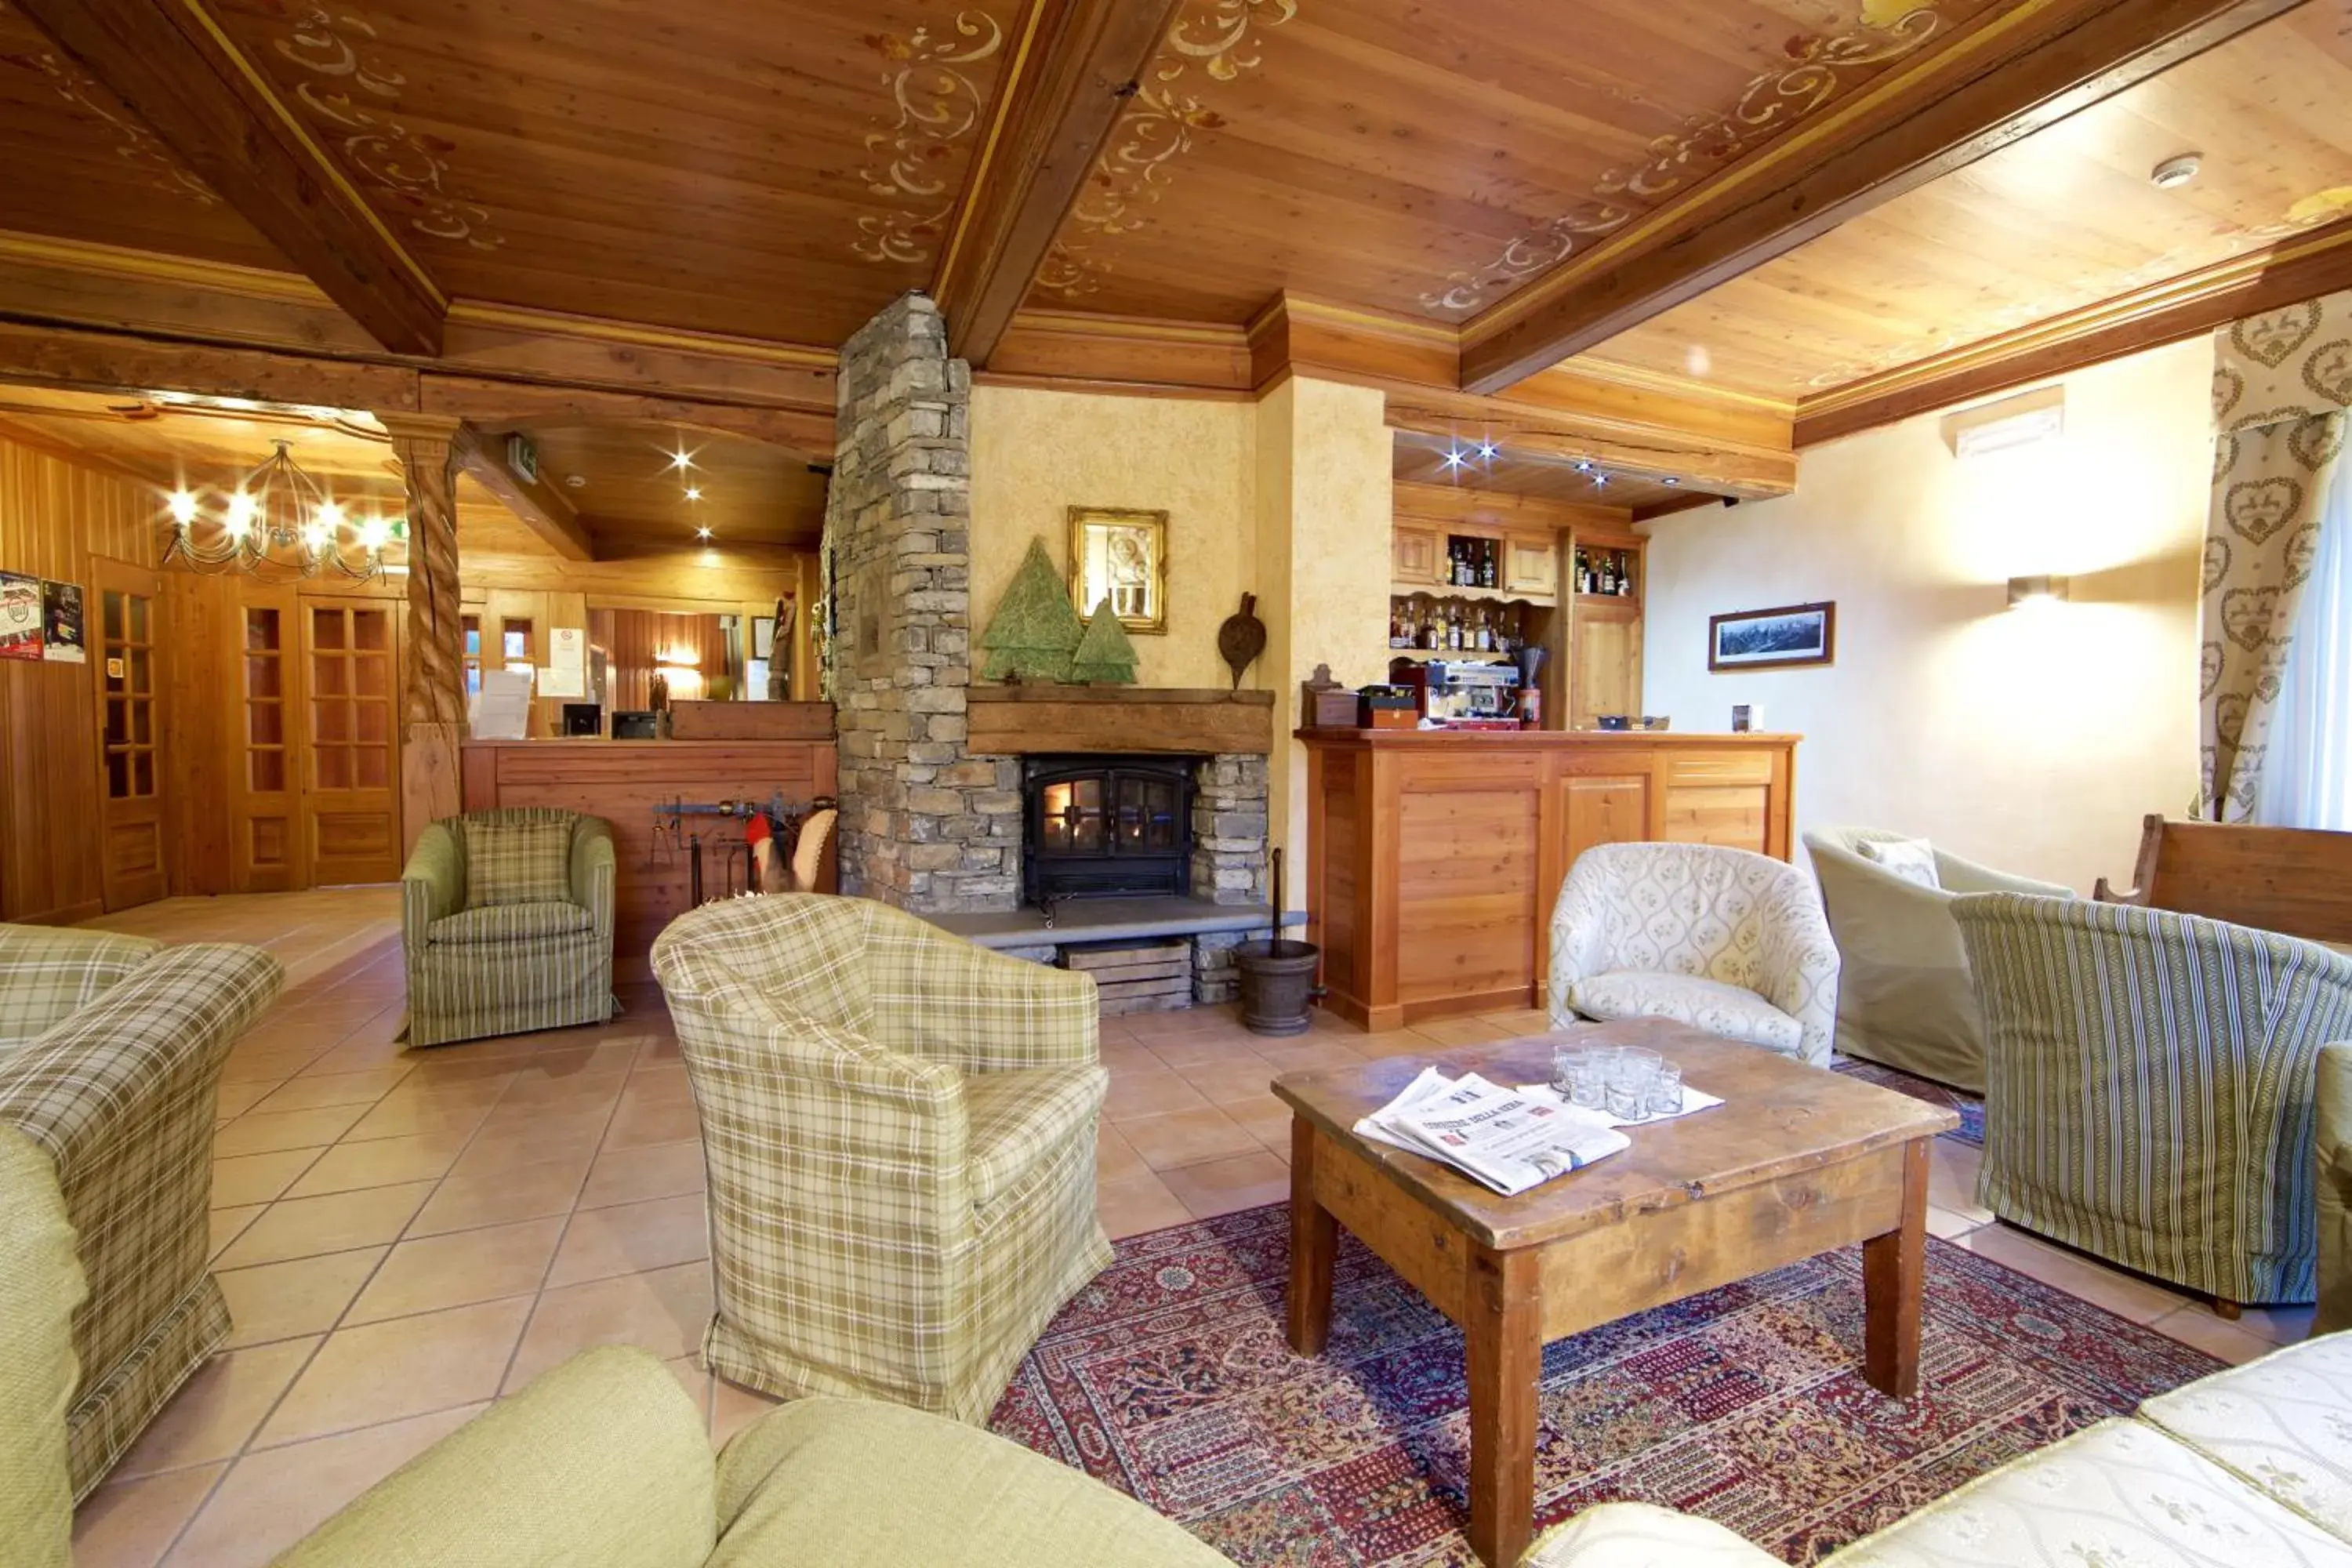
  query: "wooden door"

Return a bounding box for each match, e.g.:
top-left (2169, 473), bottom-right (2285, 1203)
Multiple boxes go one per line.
top-left (302, 598), bottom-right (402, 884)
top-left (1570, 605), bottom-right (1642, 728)
top-left (231, 586), bottom-right (302, 891)
top-left (92, 561), bottom-right (168, 909)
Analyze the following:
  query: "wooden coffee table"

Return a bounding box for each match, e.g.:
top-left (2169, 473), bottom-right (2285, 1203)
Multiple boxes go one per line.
top-left (1273, 1018), bottom-right (1957, 1567)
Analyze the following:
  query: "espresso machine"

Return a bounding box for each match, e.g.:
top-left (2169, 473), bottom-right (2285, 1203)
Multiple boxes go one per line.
top-left (1390, 659), bottom-right (1523, 729)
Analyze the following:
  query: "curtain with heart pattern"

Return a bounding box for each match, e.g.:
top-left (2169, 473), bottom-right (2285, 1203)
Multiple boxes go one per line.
top-left (2200, 293), bottom-right (2352, 820)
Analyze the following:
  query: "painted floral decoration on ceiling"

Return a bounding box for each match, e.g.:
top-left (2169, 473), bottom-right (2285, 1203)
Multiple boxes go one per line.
top-left (0, 0), bottom-right (218, 206)
top-left (851, 10), bottom-right (1007, 267)
top-left (1417, 0), bottom-right (1980, 318)
top-left (270, 7), bottom-right (502, 250)
top-left (1035, 0), bottom-right (1299, 297)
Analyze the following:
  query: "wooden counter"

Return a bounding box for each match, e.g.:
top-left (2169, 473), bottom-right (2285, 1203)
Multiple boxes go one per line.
top-left (462, 736), bottom-right (837, 982)
top-left (1300, 728), bottom-right (1798, 1031)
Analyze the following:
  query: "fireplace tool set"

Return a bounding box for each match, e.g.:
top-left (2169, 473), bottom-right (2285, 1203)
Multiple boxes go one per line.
top-left (653, 793), bottom-right (833, 905)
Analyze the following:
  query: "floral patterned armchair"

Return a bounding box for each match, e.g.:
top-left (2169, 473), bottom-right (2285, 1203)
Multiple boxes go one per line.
top-left (1546, 842), bottom-right (1840, 1066)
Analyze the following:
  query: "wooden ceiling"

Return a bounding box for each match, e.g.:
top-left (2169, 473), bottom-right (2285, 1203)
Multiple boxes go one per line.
top-left (0, 0), bottom-right (2341, 527)
top-left (1573, 2), bottom-right (2352, 402)
top-left (1392, 430), bottom-right (1689, 515)
top-left (0, 389), bottom-right (825, 558)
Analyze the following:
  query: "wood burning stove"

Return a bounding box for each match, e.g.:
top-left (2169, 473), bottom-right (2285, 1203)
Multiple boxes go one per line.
top-left (1022, 754), bottom-right (1194, 906)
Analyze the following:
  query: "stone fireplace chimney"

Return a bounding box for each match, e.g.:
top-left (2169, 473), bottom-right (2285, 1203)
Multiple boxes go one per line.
top-left (823, 292), bottom-right (1018, 914)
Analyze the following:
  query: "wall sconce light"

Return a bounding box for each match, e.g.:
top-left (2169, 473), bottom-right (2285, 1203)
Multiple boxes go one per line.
top-left (2006, 574), bottom-right (2071, 610)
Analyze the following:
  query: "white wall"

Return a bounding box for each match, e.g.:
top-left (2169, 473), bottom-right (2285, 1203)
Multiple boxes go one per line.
top-left (1641, 336), bottom-right (2214, 893)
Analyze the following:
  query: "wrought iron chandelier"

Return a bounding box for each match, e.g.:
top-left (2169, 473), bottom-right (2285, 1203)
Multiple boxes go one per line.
top-left (161, 438), bottom-right (404, 582)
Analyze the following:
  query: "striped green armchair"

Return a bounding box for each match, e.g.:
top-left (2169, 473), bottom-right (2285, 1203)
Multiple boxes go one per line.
top-left (652, 895), bottom-right (1112, 1424)
top-left (402, 808), bottom-right (617, 1047)
top-left (1954, 892), bottom-right (2352, 1311)
top-left (0, 924), bottom-right (281, 1497)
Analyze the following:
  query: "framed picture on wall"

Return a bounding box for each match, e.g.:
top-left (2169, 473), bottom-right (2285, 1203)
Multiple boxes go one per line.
top-left (1708, 601), bottom-right (1835, 672)
top-left (1067, 506), bottom-right (1168, 634)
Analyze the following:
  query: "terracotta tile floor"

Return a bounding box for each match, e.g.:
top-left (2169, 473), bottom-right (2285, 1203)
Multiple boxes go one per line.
top-left (69, 889), bottom-right (2310, 1566)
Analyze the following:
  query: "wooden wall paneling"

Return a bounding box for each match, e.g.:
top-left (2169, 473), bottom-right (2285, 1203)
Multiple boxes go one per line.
top-left (1658, 750), bottom-right (1780, 855)
top-left (1391, 750), bottom-right (1545, 1019)
top-left (0, 432), bottom-right (161, 923)
top-left (159, 572), bottom-right (233, 895)
top-left (462, 739), bottom-right (840, 981)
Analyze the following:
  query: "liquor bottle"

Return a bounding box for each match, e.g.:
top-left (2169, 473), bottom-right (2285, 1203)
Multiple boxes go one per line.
top-left (1388, 602), bottom-right (1405, 648)
top-left (1472, 608), bottom-right (1490, 652)
top-left (1616, 551), bottom-right (1633, 597)
top-left (1573, 546), bottom-right (1590, 595)
top-left (1454, 541), bottom-right (1472, 587)
top-left (1479, 541), bottom-right (1497, 589)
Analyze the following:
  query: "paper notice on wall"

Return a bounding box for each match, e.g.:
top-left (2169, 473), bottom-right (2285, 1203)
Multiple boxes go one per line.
top-left (539, 626), bottom-right (587, 699)
top-left (472, 669), bottom-right (535, 740)
top-left (0, 572), bottom-right (42, 661)
top-left (41, 581), bottom-right (85, 662)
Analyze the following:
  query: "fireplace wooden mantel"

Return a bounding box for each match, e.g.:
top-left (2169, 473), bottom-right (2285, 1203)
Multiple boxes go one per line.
top-left (964, 686), bottom-right (1274, 756)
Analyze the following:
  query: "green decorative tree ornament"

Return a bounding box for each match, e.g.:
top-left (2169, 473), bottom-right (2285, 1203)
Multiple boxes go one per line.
top-left (981, 537), bottom-right (1083, 682)
top-left (1069, 597), bottom-right (1140, 684)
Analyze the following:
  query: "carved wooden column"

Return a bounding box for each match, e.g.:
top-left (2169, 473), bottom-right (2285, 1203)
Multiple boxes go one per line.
top-left (381, 413), bottom-right (466, 855)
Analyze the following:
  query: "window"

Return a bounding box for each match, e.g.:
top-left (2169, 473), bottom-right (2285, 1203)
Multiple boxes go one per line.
top-left (2258, 457), bottom-right (2352, 829)
top-left (462, 614), bottom-right (482, 700)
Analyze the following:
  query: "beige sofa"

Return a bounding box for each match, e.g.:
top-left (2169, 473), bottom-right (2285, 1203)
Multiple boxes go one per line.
top-left (1525, 1330), bottom-right (2352, 1566)
top-left (1804, 826), bottom-right (2071, 1093)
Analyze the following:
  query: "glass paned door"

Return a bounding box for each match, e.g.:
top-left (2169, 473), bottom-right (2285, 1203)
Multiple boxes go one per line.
top-left (302, 598), bottom-right (401, 884)
top-left (92, 561), bottom-right (166, 909)
top-left (230, 586), bottom-right (302, 893)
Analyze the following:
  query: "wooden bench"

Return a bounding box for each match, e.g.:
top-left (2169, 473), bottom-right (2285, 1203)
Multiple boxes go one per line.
top-left (2094, 814), bottom-right (2352, 946)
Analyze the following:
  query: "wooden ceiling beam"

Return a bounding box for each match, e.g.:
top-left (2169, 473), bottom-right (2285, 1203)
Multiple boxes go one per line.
top-left (449, 422), bottom-right (595, 562)
top-left (1795, 214), bottom-right (2352, 447)
top-left (935, 0), bottom-right (1186, 366)
top-left (9, 0), bottom-right (447, 357)
top-left (1457, 0), bottom-right (2305, 395)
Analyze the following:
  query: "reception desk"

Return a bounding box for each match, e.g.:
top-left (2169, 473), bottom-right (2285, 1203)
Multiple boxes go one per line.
top-left (1299, 728), bottom-right (1799, 1031)
top-left (461, 733), bottom-right (837, 981)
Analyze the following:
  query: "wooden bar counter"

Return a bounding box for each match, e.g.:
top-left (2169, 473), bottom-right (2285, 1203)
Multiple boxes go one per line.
top-left (1300, 728), bottom-right (1799, 1032)
top-left (462, 731), bottom-right (837, 981)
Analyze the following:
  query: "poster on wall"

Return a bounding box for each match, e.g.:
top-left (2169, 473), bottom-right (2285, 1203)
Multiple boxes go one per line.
top-left (41, 581), bottom-right (85, 663)
top-left (0, 572), bottom-right (43, 660)
top-left (539, 626), bottom-right (586, 699)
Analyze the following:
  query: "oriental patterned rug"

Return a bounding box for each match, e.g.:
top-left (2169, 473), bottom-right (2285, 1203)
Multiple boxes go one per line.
top-left (989, 1203), bottom-right (2219, 1566)
top-left (1831, 1058), bottom-right (1984, 1148)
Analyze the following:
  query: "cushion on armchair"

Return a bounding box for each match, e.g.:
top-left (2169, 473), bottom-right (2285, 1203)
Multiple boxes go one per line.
top-left (463, 815), bottom-right (574, 908)
top-left (1857, 835), bottom-right (1940, 889)
top-left (430, 902), bottom-right (595, 945)
top-left (1567, 971), bottom-right (1802, 1054)
top-left (963, 1066), bottom-right (1112, 1207)
top-left (0, 927), bottom-right (160, 1049)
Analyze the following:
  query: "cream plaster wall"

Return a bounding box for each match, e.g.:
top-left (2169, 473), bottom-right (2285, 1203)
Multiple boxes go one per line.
top-left (1640, 336), bottom-right (2214, 894)
top-left (968, 383), bottom-right (1257, 689)
top-left (967, 376), bottom-right (1388, 912)
top-left (1256, 376), bottom-right (1394, 909)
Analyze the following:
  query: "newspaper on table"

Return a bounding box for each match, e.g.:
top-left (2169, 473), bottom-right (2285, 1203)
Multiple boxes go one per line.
top-left (1354, 1069), bottom-right (1631, 1196)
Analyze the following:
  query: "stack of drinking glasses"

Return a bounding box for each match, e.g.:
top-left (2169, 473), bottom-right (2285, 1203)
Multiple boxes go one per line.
top-left (1552, 1044), bottom-right (1684, 1122)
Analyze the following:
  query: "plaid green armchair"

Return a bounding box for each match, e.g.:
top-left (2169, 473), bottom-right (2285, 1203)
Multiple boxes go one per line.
top-left (652, 895), bottom-right (1112, 1424)
top-left (1955, 892), bottom-right (2352, 1310)
top-left (402, 808), bottom-right (617, 1047)
top-left (0, 924), bottom-right (282, 1498)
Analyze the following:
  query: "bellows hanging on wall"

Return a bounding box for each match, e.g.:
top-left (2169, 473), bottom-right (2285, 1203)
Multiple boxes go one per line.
top-left (1218, 593), bottom-right (1265, 691)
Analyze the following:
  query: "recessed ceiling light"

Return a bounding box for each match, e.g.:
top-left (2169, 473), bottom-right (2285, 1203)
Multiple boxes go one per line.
top-left (1439, 445), bottom-right (1467, 471)
top-left (1663, 477), bottom-right (1680, 486)
top-left (1474, 438), bottom-right (1498, 461)
top-left (563, 474), bottom-right (586, 488)
top-left (670, 448), bottom-right (695, 471)
top-left (695, 525), bottom-right (712, 541)
top-left (1573, 459), bottom-right (1593, 474)
top-left (684, 486), bottom-right (702, 502)
top-left (2151, 153), bottom-right (2201, 189)
top-left (1592, 474), bottom-right (1608, 488)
